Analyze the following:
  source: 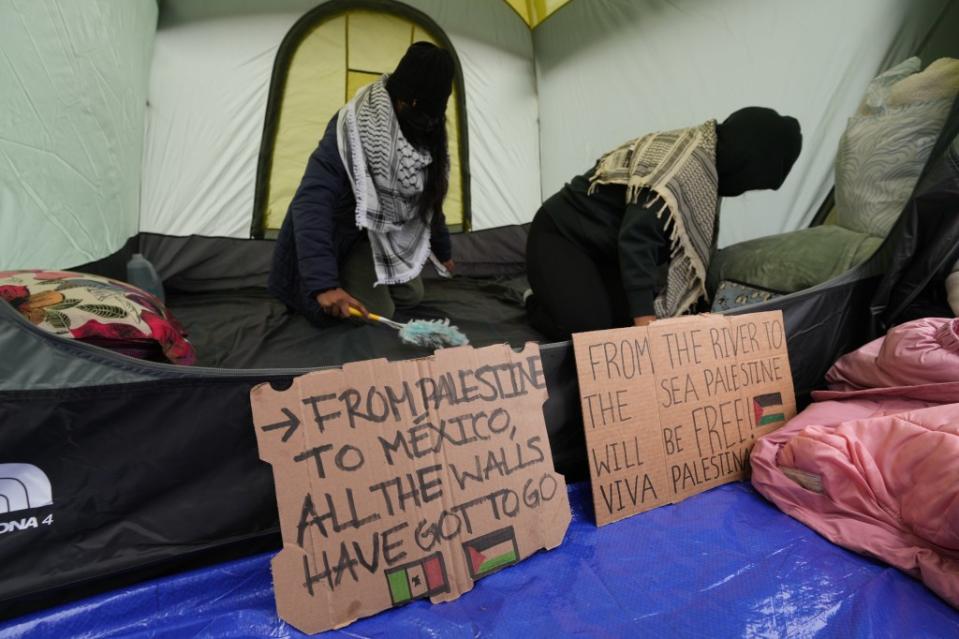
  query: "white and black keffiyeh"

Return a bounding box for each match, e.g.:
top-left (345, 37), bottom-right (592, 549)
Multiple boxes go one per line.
top-left (589, 121), bottom-right (720, 318)
top-left (337, 76), bottom-right (433, 286)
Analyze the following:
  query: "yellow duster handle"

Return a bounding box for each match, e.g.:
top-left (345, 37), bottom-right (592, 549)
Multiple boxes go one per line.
top-left (348, 307), bottom-right (383, 322)
top-left (348, 306), bottom-right (406, 330)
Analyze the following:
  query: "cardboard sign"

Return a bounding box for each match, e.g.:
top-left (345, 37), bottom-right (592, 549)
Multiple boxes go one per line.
top-left (572, 311), bottom-right (796, 526)
top-left (250, 343), bottom-right (571, 634)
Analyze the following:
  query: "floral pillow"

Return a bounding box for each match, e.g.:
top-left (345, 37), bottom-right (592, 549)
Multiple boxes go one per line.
top-left (710, 279), bottom-right (782, 313)
top-left (0, 270), bottom-right (196, 365)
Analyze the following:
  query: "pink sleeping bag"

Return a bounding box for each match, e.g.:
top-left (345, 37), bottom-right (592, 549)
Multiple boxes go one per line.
top-left (751, 318), bottom-right (959, 608)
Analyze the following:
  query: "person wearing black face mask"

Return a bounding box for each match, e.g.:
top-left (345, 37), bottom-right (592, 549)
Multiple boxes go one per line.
top-left (268, 42), bottom-right (455, 324)
top-left (524, 107), bottom-right (802, 340)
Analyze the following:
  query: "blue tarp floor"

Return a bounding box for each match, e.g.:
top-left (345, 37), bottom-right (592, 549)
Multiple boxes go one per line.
top-left (2, 482), bottom-right (957, 639)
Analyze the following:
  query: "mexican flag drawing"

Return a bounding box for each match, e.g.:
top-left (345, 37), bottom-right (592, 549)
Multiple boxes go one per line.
top-left (386, 553), bottom-right (449, 605)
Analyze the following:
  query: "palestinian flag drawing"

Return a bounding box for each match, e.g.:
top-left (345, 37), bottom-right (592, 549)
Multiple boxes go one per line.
top-left (463, 527), bottom-right (519, 579)
top-left (753, 392), bottom-right (786, 427)
top-left (385, 552), bottom-right (449, 606)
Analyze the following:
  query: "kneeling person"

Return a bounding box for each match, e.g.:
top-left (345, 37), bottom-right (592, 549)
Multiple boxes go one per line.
top-left (525, 107), bottom-right (802, 340)
top-left (268, 42), bottom-right (456, 324)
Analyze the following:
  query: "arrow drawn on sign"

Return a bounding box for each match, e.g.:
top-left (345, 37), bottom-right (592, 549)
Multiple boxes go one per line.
top-left (261, 407), bottom-right (300, 442)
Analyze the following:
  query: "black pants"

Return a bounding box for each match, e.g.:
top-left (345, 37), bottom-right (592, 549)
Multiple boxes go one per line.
top-left (526, 207), bottom-right (631, 341)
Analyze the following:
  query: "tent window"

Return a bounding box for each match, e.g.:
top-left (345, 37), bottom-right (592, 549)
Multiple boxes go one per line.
top-left (252, 1), bottom-right (470, 238)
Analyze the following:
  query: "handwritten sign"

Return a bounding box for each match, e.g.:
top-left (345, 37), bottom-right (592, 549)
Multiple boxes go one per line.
top-left (572, 311), bottom-right (795, 526)
top-left (250, 343), bottom-right (571, 634)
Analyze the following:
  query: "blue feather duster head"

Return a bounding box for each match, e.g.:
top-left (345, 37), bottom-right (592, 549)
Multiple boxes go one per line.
top-left (398, 318), bottom-right (469, 349)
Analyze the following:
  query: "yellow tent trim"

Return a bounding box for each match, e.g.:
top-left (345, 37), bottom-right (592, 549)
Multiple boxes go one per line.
top-left (503, 0), bottom-right (571, 29)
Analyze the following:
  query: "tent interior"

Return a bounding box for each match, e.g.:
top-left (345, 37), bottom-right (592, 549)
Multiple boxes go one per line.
top-left (3, 0), bottom-right (959, 373)
top-left (3, 0), bottom-right (959, 633)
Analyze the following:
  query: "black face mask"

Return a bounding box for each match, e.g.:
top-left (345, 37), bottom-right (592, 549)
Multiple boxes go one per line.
top-left (397, 107), bottom-right (442, 148)
top-left (716, 107), bottom-right (803, 197)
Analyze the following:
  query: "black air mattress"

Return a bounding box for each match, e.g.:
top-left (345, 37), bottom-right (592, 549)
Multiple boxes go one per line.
top-left (166, 275), bottom-right (543, 369)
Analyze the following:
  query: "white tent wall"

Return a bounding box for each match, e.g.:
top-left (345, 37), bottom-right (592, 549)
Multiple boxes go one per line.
top-left (141, 0), bottom-right (539, 238)
top-left (5, 0), bottom-right (954, 271)
top-left (533, 0), bottom-right (954, 248)
top-left (0, 0), bottom-right (157, 270)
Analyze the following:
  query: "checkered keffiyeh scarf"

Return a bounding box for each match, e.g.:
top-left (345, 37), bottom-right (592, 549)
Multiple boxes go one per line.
top-left (337, 76), bottom-right (433, 286)
top-left (589, 121), bottom-right (720, 317)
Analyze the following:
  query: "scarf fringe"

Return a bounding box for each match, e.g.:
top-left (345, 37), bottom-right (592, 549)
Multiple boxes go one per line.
top-left (589, 121), bottom-right (719, 318)
top-left (370, 243), bottom-right (435, 287)
top-left (652, 187), bottom-right (709, 300)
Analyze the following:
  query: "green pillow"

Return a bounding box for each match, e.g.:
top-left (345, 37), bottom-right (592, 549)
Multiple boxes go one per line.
top-left (707, 225), bottom-right (883, 295)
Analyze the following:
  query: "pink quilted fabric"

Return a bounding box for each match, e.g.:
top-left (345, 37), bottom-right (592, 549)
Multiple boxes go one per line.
top-left (826, 317), bottom-right (959, 390)
top-left (752, 318), bottom-right (959, 608)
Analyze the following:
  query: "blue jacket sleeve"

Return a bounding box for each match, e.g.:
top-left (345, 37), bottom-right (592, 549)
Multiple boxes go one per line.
top-left (290, 117), bottom-right (349, 297)
top-left (430, 207), bottom-right (452, 262)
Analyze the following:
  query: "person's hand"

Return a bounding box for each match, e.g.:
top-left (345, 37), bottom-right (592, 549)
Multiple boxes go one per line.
top-left (442, 259), bottom-right (455, 273)
top-left (633, 315), bottom-right (656, 327)
top-left (315, 288), bottom-right (368, 319)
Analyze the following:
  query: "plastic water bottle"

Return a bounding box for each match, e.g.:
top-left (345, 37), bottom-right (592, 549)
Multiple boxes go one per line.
top-left (126, 253), bottom-right (165, 303)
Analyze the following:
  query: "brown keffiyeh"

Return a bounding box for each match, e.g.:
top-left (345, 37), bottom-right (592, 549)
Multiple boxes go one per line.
top-left (589, 121), bottom-right (720, 318)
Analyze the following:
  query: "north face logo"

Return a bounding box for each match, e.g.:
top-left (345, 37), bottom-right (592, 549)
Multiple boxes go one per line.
top-left (0, 463), bottom-right (53, 514)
